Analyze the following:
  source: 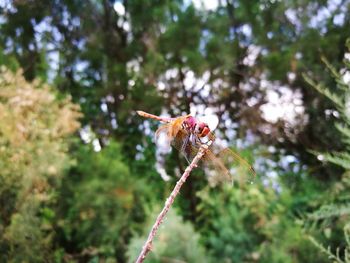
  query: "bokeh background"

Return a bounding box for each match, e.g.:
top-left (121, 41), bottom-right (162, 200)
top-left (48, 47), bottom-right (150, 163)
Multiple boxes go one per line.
top-left (1, 0), bottom-right (350, 262)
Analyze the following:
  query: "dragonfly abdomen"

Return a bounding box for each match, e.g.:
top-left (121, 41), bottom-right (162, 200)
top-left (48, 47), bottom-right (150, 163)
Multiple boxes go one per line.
top-left (137, 110), bottom-right (172, 122)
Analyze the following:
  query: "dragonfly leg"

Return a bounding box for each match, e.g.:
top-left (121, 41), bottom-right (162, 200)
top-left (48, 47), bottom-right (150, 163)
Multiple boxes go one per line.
top-left (198, 136), bottom-right (212, 145)
top-left (181, 134), bottom-right (191, 164)
top-left (195, 136), bottom-right (208, 145)
top-left (191, 134), bottom-right (197, 145)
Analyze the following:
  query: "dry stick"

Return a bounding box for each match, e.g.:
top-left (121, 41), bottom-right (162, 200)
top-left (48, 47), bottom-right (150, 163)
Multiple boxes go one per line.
top-left (135, 144), bottom-right (209, 263)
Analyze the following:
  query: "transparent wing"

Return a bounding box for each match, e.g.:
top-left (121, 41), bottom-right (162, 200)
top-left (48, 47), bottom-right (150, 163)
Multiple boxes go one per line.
top-left (203, 132), bottom-right (256, 184)
top-left (159, 125), bottom-right (256, 186)
top-left (201, 150), bottom-right (233, 185)
top-left (155, 117), bottom-right (193, 159)
top-left (155, 123), bottom-right (172, 138)
top-left (197, 132), bottom-right (256, 186)
top-left (215, 147), bottom-right (256, 185)
top-left (171, 129), bottom-right (198, 163)
top-left (155, 116), bottom-right (189, 140)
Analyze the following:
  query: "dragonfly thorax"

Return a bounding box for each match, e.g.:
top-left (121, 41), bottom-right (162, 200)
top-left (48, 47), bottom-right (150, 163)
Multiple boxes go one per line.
top-left (183, 116), bottom-right (196, 129)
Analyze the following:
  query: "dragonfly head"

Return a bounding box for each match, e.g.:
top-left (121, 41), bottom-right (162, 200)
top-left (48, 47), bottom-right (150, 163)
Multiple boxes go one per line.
top-left (196, 122), bottom-right (210, 137)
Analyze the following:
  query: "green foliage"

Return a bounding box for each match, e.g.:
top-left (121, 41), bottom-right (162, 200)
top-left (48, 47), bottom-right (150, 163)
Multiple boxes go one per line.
top-left (304, 41), bottom-right (350, 169)
top-left (308, 219), bottom-right (350, 263)
top-left (0, 67), bottom-right (81, 262)
top-left (304, 173), bottom-right (350, 263)
top-left (56, 141), bottom-right (156, 262)
top-left (304, 40), bottom-right (350, 262)
top-left (0, 46), bottom-right (19, 72)
top-left (196, 183), bottom-right (323, 263)
top-left (127, 209), bottom-right (208, 263)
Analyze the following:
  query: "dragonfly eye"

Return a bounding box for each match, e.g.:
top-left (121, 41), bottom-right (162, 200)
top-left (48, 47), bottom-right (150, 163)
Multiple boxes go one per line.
top-left (200, 125), bottom-right (210, 137)
top-left (196, 123), bottom-right (210, 137)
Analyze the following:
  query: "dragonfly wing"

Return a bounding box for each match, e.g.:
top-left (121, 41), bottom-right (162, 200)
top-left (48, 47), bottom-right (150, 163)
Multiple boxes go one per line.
top-left (215, 147), bottom-right (256, 185)
top-left (156, 116), bottom-right (198, 163)
top-left (202, 150), bottom-right (233, 185)
top-left (155, 123), bottom-right (171, 138)
top-left (171, 130), bottom-right (199, 164)
top-left (200, 133), bottom-right (255, 186)
top-left (155, 124), bottom-right (174, 147)
top-left (155, 116), bottom-right (189, 138)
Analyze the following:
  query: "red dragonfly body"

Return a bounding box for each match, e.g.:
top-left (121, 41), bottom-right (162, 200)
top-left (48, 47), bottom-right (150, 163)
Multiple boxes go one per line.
top-left (137, 110), bottom-right (255, 185)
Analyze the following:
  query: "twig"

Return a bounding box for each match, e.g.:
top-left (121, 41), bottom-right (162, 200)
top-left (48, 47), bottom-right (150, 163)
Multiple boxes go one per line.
top-left (135, 144), bottom-right (209, 263)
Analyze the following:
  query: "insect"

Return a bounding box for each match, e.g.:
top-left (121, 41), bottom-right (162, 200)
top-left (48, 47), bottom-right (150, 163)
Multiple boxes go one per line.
top-left (137, 110), bottom-right (256, 185)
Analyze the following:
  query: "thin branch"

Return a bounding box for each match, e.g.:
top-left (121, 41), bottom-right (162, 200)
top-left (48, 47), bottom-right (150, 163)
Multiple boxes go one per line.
top-left (135, 144), bottom-right (210, 263)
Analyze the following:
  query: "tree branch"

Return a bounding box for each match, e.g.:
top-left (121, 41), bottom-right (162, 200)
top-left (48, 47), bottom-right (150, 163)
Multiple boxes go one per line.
top-left (135, 144), bottom-right (210, 263)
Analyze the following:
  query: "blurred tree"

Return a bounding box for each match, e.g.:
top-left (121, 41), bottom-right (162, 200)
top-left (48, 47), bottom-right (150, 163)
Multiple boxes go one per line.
top-left (0, 67), bottom-right (81, 262)
top-left (1, 0), bottom-right (349, 178)
top-left (55, 141), bottom-right (158, 262)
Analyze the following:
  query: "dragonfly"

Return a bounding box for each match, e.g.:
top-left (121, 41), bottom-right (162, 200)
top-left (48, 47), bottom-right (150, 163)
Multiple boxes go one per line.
top-left (137, 110), bottom-right (256, 185)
